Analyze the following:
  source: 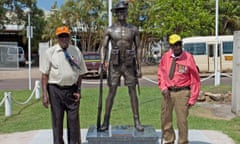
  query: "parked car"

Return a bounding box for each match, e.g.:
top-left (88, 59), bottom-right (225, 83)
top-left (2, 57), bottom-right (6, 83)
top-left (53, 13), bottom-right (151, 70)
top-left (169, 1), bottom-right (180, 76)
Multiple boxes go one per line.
top-left (83, 52), bottom-right (107, 78)
top-left (0, 45), bottom-right (26, 67)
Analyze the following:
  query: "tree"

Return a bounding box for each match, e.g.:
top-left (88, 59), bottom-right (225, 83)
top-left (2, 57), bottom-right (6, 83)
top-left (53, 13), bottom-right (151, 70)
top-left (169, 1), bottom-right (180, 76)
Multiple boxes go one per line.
top-left (42, 0), bottom-right (106, 52)
top-left (41, 2), bottom-right (63, 43)
top-left (75, 0), bottom-right (106, 51)
top-left (146, 0), bottom-right (214, 38)
top-left (127, 0), bottom-right (157, 62)
top-left (0, 0), bottom-right (45, 53)
top-left (0, 1), bottom-right (8, 29)
top-left (218, 0), bottom-right (240, 35)
top-left (42, 0), bottom-right (240, 53)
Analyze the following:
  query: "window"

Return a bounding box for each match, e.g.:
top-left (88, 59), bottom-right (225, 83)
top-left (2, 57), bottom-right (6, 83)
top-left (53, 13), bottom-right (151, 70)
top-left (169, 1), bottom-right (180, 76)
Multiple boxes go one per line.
top-left (8, 48), bottom-right (18, 54)
top-left (7, 47), bottom-right (24, 55)
top-left (222, 41), bottom-right (233, 54)
top-left (183, 43), bottom-right (206, 55)
top-left (18, 47), bottom-right (24, 54)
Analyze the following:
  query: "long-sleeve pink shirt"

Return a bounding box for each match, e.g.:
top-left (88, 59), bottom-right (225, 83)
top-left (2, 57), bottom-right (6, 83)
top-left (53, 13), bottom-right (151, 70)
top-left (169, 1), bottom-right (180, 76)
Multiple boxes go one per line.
top-left (157, 50), bottom-right (200, 105)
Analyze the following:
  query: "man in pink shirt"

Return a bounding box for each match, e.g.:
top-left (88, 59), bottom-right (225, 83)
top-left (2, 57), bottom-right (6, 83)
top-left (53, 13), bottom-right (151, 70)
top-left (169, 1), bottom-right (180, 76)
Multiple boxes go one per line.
top-left (157, 34), bottom-right (200, 144)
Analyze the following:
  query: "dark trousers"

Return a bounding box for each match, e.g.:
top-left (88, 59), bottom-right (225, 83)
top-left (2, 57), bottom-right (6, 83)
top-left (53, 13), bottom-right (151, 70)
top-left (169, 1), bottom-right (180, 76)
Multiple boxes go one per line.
top-left (47, 84), bottom-right (81, 144)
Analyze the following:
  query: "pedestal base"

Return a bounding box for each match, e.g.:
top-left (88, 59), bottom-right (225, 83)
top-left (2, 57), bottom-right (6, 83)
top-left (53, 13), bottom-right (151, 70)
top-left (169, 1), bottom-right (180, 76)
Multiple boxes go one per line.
top-left (86, 125), bottom-right (158, 144)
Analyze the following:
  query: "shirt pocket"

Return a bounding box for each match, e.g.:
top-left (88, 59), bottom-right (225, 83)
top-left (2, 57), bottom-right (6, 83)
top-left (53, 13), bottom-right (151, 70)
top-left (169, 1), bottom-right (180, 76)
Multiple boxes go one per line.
top-left (51, 52), bottom-right (63, 68)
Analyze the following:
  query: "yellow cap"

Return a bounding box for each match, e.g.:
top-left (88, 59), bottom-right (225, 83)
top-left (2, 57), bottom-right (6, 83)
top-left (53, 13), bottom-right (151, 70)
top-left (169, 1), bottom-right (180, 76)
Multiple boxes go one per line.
top-left (169, 34), bottom-right (181, 44)
top-left (55, 26), bottom-right (70, 36)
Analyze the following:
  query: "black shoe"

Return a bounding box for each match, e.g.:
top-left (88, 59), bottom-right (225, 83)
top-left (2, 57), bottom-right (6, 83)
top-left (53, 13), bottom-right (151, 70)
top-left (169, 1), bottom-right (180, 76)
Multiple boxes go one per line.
top-left (98, 124), bottom-right (109, 132)
top-left (98, 115), bottom-right (110, 132)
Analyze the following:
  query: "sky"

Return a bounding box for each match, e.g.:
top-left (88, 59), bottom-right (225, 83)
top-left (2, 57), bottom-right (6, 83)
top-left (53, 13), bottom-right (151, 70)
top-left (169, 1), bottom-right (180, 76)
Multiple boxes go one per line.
top-left (36, 0), bottom-right (65, 11)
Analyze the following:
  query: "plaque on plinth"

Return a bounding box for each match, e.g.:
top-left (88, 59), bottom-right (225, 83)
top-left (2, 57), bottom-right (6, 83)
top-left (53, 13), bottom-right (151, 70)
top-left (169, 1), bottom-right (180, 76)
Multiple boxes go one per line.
top-left (86, 125), bottom-right (159, 144)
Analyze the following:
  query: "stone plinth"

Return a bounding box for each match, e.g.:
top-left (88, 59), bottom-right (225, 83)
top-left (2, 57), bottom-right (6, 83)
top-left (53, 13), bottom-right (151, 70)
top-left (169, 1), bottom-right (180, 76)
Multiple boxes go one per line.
top-left (86, 125), bottom-right (158, 144)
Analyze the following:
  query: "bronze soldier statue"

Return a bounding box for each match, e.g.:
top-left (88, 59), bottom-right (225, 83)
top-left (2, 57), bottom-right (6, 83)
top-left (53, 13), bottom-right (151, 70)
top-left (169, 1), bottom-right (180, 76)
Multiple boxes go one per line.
top-left (99, 1), bottom-right (144, 132)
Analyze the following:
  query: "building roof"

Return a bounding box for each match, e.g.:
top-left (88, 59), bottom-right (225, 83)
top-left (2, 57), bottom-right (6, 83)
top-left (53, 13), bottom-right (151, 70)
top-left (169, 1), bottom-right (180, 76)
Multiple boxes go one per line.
top-left (3, 24), bottom-right (24, 31)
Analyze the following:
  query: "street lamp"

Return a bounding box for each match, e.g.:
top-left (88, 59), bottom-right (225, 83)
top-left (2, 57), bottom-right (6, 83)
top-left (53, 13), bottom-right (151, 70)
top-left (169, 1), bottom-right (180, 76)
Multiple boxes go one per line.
top-left (25, 8), bottom-right (32, 90)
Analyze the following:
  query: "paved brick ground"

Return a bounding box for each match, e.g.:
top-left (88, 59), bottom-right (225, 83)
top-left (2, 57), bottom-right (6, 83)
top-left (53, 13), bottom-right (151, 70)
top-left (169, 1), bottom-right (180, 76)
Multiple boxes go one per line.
top-left (0, 129), bottom-right (236, 144)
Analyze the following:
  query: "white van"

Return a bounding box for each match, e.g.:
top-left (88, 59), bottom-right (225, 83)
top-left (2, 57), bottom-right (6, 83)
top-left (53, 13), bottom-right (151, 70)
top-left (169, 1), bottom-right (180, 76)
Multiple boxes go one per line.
top-left (0, 45), bottom-right (26, 67)
top-left (182, 35), bottom-right (233, 72)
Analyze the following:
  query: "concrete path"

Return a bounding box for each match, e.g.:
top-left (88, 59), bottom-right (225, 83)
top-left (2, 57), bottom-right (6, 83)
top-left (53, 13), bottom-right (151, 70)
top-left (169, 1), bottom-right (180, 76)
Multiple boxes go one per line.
top-left (0, 129), bottom-right (235, 144)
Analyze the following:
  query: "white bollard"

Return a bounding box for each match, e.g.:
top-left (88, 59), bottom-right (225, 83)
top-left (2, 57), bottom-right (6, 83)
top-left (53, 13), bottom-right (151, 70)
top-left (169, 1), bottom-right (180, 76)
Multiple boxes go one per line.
top-left (35, 80), bottom-right (41, 99)
top-left (4, 92), bottom-right (12, 117)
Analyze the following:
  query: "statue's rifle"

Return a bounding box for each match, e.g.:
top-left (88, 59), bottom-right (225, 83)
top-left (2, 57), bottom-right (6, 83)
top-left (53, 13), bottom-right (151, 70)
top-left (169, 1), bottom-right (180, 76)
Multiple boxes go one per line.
top-left (135, 55), bottom-right (141, 96)
top-left (97, 62), bottom-right (104, 131)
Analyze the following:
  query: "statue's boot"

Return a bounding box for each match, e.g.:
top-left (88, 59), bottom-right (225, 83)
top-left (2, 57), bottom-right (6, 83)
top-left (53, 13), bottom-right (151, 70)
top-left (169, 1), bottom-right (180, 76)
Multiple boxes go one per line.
top-left (134, 115), bottom-right (144, 132)
top-left (99, 115), bottom-right (109, 131)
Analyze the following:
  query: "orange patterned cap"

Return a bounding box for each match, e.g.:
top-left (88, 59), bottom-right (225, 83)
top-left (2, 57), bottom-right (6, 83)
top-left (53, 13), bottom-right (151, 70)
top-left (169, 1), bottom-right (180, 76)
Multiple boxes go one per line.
top-left (55, 26), bottom-right (70, 36)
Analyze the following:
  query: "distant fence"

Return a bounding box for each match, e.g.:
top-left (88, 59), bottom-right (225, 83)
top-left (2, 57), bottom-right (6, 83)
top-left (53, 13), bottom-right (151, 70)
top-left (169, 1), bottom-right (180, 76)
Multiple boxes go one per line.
top-left (0, 80), bottom-right (41, 117)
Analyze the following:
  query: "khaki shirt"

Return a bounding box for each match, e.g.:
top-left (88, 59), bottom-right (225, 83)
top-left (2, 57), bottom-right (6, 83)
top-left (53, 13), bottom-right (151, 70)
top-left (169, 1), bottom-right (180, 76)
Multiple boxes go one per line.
top-left (39, 44), bottom-right (87, 86)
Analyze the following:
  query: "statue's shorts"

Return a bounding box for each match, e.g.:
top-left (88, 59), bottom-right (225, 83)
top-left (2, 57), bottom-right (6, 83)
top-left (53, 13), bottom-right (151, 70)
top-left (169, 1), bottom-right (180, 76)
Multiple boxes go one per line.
top-left (108, 63), bottom-right (137, 87)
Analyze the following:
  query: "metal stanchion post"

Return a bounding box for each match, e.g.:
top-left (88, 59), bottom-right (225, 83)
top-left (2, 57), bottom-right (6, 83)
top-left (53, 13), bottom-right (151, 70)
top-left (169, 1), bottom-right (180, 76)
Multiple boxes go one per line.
top-left (4, 92), bottom-right (12, 117)
top-left (35, 80), bottom-right (41, 99)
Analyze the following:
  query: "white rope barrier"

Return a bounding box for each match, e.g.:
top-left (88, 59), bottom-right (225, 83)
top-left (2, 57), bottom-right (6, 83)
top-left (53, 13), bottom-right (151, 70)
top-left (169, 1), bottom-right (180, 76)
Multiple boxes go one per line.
top-left (11, 86), bottom-right (37, 105)
top-left (59, 74), bottom-right (232, 86)
top-left (82, 80), bottom-right (107, 84)
top-left (82, 77), bottom-right (158, 85)
top-left (0, 74), bottom-right (231, 117)
top-left (0, 92), bottom-right (7, 107)
top-left (142, 76), bottom-right (158, 85)
top-left (0, 80), bottom-right (41, 117)
top-left (200, 74), bottom-right (215, 82)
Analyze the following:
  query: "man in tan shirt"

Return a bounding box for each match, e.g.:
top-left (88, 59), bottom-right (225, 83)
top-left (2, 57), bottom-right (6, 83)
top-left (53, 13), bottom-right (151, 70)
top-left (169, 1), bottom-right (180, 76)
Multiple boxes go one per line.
top-left (39, 26), bottom-right (87, 144)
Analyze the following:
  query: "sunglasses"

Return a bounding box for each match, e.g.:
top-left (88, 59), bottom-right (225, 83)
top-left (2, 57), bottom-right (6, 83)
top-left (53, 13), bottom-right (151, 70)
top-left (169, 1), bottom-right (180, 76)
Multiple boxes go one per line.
top-left (58, 34), bottom-right (70, 38)
top-left (171, 41), bottom-right (182, 47)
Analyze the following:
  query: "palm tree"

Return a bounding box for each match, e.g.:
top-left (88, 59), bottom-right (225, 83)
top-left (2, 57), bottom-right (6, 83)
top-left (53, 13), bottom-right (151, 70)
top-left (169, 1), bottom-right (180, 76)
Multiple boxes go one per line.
top-left (43, 0), bottom-right (106, 52)
top-left (218, 0), bottom-right (240, 35)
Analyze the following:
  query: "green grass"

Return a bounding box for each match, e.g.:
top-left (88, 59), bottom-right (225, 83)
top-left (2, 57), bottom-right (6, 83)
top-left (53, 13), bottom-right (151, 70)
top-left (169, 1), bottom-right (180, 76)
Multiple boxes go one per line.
top-left (0, 85), bottom-right (240, 143)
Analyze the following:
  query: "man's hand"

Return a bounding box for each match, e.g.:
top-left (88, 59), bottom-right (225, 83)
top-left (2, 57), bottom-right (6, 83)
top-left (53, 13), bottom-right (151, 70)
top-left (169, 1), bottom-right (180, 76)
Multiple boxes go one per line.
top-left (162, 89), bottom-right (170, 100)
top-left (73, 92), bottom-right (81, 102)
top-left (42, 95), bottom-right (49, 108)
top-left (186, 103), bottom-right (193, 109)
top-left (41, 74), bottom-right (49, 108)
